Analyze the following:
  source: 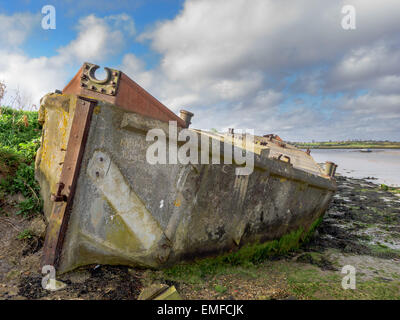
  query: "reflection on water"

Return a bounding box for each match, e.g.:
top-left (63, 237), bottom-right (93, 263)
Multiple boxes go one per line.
top-left (308, 149), bottom-right (400, 187)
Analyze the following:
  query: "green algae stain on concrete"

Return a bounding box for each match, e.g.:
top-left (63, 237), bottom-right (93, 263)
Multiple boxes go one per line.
top-left (106, 214), bottom-right (143, 253)
top-left (87, 150), bottom-right (165, 250)
top-left (163, 221), bottom-right (322, 283)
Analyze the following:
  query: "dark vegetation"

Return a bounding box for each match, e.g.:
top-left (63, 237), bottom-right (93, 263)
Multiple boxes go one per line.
top-left (0, 106), bottom-right (42, 217)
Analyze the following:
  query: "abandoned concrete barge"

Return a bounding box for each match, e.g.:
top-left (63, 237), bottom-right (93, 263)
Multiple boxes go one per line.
top-left (36, 62), bottom-right (337, 272)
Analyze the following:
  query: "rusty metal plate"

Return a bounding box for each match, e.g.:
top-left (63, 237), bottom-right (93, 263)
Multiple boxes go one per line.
top-left (41, 96), bottom-right (97, 268)
top-left (62, 62), bottom-right (187, 127)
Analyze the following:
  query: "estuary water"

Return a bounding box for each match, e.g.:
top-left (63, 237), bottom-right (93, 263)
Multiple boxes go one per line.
top-left (308, 149), bottom-right (400, 187)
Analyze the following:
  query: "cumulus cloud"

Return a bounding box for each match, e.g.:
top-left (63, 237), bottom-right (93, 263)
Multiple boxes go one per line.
top-left (140, 0), bottom-right (400, 79)
top-left (327, 43), bottom-right (400, 93)
top-left (0, 12), bottom-right (39, 48)
top-left (57, 14), bottom-right (134, 63)
top-left (129, 0), bottom-right (400, 140)
top-left (2, 1), bottom-right (400, 141)
top-left (0, 51), bottom-right (68, 108)
top-left (341, 93), bottom-right (400, 116)
top-left (0, 13), bottom-right (135, 108)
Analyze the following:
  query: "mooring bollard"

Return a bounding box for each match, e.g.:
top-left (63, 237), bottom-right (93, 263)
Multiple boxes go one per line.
top-left (332, 164), bottom-right (338, 177)
top-left (325, 161), bottom-right (335, 177)
top-left (179, 110), bottom-right (194, 128)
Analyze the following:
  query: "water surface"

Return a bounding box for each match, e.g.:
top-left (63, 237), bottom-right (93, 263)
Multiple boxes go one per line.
top-left (308, 149), bottom-right (400, 187)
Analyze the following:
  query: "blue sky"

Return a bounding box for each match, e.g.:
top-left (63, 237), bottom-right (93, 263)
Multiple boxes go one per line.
top-left (1, 0), bottom-right (184, 73)
top-left (0, 0), bottom-right (399, 141)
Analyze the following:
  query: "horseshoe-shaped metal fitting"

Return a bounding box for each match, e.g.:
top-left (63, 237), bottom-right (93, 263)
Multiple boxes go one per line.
top-left (88, 65), bottom-right (111, 85)
top-left (80, 62), bottom-right (121, 96)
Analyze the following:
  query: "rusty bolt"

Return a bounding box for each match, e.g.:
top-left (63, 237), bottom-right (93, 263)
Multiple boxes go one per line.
top-left (51, 182), bottom-right (66, 202)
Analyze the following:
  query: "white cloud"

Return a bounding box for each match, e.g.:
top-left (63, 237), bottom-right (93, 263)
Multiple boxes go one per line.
top-left (0, 51), bottom-right (67, 108)
top-left (0, 13), bottom-right (39, 48)
top-left (130, 0), bottom-right (400, 140)
top-left (2, 1), bottom-right (400, 141)
top-left (57, 14), bottom-right (132, 63)
top-left (327, 43), bottom-right (400, 93)
top-left (106, 14), bottom-right (136, 36)
top-left (121, 53), bottom-right (153, 89)
top-left (140, 0), bottom-right (400, 80)
top-left (0, 13), bottom-right (135, 108)
top-left (342, 93), bottom-right (400, 116)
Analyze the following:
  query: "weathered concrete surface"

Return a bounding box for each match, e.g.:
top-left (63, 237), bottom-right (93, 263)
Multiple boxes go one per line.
top-left (36, 95), bottom-right (336, 273)
top-left (35, 94), bottom-right (77, 221)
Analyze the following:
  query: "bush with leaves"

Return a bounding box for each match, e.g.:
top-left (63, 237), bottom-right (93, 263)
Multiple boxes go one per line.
top-left (0, 106), bottom-right (42, 217)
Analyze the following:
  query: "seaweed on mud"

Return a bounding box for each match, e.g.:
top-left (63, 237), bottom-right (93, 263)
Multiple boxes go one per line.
top-left (17, 265), bottom-right (143, 300)
top-left (295, 253), bottom-right (337, 271)
top-left (63, 265), bottom-right (143, 300)
top-left (18, 274), bottom-right (49, 299)
top-left (306, 175), bottom-right (400, 259)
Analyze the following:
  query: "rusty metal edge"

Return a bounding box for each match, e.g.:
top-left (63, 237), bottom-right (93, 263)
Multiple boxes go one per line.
top-left (41, 96), bottom-right (97, 269)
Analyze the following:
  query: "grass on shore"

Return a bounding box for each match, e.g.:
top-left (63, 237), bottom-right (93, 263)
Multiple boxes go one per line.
top-left (379, 184), bottom-right (400, 194)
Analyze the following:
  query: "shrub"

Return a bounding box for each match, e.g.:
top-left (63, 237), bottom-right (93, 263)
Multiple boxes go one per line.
top-left (0, 106), bottom-right (42, 217)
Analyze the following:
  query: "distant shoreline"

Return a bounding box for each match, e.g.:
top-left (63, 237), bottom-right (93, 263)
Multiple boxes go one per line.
top-left (294, 142), bottom-right (400, 149)
top-left (296, 146), bottom-right (400, 149)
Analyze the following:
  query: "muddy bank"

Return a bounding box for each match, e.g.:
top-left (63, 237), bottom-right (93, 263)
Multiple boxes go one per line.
top-left (307, 175), bottom-right (400, 259)
top-left (1, 175), bottom-right (399, 300)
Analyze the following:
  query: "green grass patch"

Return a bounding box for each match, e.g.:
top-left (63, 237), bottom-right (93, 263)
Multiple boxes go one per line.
top-left (214, 284), bottom-right (227, 294)
top-left (380, 184), bottom-right (400, 194)
top-left (285, 263), bottom-right (400, 299)
top-left (17, 229), bottom-right (34, 240)
top-left (368, 244), bottom-right (400, 259)
top-left (0, 106), bottom-right (42, 217)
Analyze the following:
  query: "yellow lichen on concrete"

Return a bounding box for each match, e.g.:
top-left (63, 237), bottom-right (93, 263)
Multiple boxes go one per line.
top-left (36, 94), bottom-right (77, 194)
top-left (105, 214), bottom-right (143, 253)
